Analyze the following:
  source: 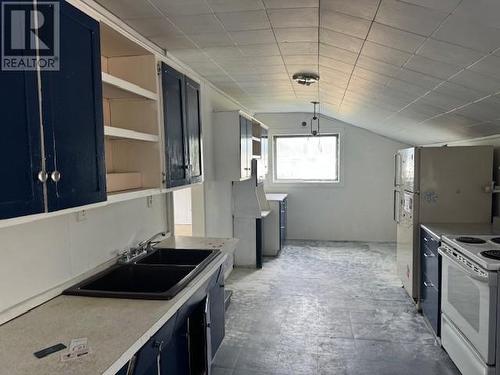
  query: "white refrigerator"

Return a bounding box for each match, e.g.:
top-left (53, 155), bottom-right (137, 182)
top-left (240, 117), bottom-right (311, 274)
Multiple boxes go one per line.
top-left (394, 146), bottom-right (494, 300)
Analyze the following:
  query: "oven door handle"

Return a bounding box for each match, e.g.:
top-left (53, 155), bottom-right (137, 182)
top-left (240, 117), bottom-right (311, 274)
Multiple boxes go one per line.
top-left (438, 247), bottom-right (489, 283)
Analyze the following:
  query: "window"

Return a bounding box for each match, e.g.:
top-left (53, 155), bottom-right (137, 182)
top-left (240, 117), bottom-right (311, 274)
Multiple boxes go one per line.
top-left (274, 134), bottom-right (340, 183)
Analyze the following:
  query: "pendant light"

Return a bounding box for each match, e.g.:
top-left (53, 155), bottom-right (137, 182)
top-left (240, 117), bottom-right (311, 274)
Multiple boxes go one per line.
top-left (310, 101), bottom-right (320, 136)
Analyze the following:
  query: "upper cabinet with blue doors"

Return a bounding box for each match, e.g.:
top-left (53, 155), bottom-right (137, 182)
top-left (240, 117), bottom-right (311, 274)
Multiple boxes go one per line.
top-left (0, 0), bottom-right (106, 220)
top-left (161, 63), bottom-right (203, 188)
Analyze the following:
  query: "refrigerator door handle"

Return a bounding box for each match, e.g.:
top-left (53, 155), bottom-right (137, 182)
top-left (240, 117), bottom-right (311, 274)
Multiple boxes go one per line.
top-left (393, 190), bottom-right (399, 223)
top-left (394, 153), bottom-right (399, 187)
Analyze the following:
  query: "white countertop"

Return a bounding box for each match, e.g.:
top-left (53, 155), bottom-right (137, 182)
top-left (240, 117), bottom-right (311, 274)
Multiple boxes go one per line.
top-left (421, 223), bottom-right (500, 239)
top-left (265, 193), bottom-right (288, 201)
top-left (0, 236), bottom-right (237, 375)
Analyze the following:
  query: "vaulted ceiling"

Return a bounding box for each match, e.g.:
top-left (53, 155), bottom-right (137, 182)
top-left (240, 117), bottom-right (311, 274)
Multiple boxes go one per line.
top-left (96, 0), bottom-right (500, 145)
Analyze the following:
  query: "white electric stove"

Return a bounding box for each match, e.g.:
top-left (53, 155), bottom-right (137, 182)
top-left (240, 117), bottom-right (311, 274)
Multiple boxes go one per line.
top-left (440, 235), bottom-right (500, 375)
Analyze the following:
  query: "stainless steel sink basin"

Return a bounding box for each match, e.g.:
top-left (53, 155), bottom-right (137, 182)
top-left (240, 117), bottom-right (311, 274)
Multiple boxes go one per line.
top-left (63, 249), bottom-right (220, 300)
top-left (136, 248), bottom-right (218, 267)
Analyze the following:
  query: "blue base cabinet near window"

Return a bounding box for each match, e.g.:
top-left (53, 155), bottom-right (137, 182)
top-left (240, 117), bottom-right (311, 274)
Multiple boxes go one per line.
top-left (116, 266), bottom-right (225, 375)
top-left (0, 0), bottom-right (106, 220)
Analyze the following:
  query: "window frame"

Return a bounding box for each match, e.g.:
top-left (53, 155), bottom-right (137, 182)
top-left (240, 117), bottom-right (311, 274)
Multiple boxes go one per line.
top-left (272, 133), bottom-right (341, 185)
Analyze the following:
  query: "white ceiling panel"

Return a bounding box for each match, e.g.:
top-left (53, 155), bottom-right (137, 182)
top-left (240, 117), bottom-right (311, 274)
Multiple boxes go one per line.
top-left (168, 14), bottom-right (225, 34)
top-left (150, 34), bottom-right (196, 50)
top-left (361, 41), bottom-right (412, 66)
top-left (320, 29), bottom-right (364, 53)
top-left (367, 23), bottom-right (426, 53)
top-left (321, 11), bottom-right (371, 39)
top-left (98, 0), bottom-right (160, 18)
top-left (319, 56), bottom-right (355, 74)
top-left (283, 55), bottom-right (317, 65)
top-left (206, 0), bottom-right (264, 13)
top-left (268, 8), bottom-right (319, 28)
top-left (450, 69), bottom-right (500, 95)
top-left (356, 55), bottom-right (403, 77)
top-left (188, 32), bottom-right (234, 48)
top-left (124, 17), bottom-right (179, 37)
top-left (263, 0), bottom-right (319, 9)
top-left (275, 28), bottom-right (318, 43)
top-left (216, 10), bottom-right (270, 31)
top-left (469, 55), bottom-right (500, 80)
top-left (239, 43), bottom-right (281, 57)
top-left (404, 55), bottom-right (461, 80)
top-left (417, 39), bottom-right (485, 68)
top-left (433, 13), bottom-right (500, 53)
top-left (400, 0), bottom-right (461, 12)
top-left (97, 0), bottom-right (500, 145)
top-left (394, 69), bottom-right (442, 90)
top-left (280, 42), bottom-right (318, 56)
top-left (229, 29), bottom-right (276, 45)
top-left (320, 44), bottom-right (358, 64)
top-left (321, 0), bottom-right (380, 21)
top-left (376, 0), bottom-right (449, 36)
top-left (149, 0), bottom-right (211, 16)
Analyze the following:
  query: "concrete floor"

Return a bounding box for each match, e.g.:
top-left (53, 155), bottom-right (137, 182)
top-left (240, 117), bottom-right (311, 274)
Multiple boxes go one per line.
top-left (213, 241), bottom-right (460, 375)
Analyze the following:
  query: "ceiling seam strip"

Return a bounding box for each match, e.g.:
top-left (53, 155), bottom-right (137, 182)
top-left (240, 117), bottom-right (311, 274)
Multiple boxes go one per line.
top-left (145, 0), bottom-right (253, 101)
top-left (260, 1), bottom-right (299, 99)
top-left (337, 0), bottom-right (383, 112)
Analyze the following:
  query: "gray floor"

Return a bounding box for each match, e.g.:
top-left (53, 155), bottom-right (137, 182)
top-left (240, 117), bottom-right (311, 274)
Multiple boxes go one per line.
top-left (213, 241), bottom-right (460, 375)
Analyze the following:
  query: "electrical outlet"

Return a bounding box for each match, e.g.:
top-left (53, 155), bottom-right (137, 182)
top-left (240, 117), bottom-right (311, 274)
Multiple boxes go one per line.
top-left (76, 210), bottom-right (87, 222)
top-left (147, 196), bottom-right (153, 208)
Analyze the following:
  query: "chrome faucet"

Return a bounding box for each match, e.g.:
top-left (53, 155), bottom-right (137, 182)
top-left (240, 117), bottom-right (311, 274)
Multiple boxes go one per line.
top-left (137, 232), bottom-right (166, 252)
top-left (118, 232), bottom-right (166, 264)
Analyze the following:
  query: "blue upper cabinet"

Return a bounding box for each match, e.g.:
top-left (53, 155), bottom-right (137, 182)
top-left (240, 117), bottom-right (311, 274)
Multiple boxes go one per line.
top-left (161, 63), bottom-right (203, 188)
top-left (185, 77), bottom-right (202, 184)
top-left (0, 70), bottom-right (44, 219)
top-left (0, 0), bottom-right (105, 220)
top-left (161, 63), bottom-right (189, 188)
top-left (41, 1), bottom-right (106, 211)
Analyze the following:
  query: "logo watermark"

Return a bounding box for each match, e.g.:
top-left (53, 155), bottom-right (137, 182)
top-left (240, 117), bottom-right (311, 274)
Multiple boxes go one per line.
top-left (1, 1), bottom-right (59, 70)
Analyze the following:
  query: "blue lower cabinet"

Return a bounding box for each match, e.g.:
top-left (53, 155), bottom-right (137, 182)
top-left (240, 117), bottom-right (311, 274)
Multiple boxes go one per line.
top-left (209, 268), bottom-right (225, 358)
top-left (420, 227), bottom-right (441, 336)
top-left (116, 265), bottom-right (225, 375)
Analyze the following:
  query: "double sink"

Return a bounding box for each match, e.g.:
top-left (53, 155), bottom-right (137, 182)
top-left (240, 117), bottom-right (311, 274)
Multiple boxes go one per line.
top-left (64, 249), bottom-right (220, 300)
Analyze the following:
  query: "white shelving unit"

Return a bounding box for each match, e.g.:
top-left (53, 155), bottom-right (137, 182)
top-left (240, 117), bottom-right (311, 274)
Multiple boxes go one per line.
top-left (104, 126), bottom-right (159, 143)
top-left (102, 72), bottom-right (158, 101)
top-left (100, 23), bottom-right (162, 195)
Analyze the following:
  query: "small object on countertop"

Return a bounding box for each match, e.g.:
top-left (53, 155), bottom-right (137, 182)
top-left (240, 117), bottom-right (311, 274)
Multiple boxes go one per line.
top-left (60, 338), bottom-right (91, 362)
top-left (34, 343), bottom-right (67, 359)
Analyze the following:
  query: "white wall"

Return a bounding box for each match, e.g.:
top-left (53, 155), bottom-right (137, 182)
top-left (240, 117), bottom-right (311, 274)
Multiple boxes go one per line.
top-left (173, 188), bottom-right (192, 225)
top-left (257, 113), bottom-right (408, 242)
top-left (0, 195), bottom-right (167, 316)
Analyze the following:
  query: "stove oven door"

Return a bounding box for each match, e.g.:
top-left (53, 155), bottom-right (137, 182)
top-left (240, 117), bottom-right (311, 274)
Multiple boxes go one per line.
top-left (439, 246), bottom-right (497, 365)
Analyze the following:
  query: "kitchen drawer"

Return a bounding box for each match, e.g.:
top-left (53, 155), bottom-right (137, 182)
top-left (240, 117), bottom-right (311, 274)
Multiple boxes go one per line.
top-left (421, 273), bottom-right (440, 336)
top-left (421, 229), bottom-right (439, 254)
top-left (421, 246), bottom-right (439, 288)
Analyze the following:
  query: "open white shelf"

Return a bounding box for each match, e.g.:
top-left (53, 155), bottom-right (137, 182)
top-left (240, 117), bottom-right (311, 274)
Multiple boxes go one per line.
top-left (104, 126), bottom-right (159, 143)
top-left (107, 188), bottom-right (164, 203)
top-left (102, 72), bottom-right (158, 101)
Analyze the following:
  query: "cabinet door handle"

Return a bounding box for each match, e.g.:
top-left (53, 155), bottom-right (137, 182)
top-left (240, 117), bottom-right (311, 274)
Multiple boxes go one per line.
top-left (51, 170), bottom-right (61, 182)
top-left (37, 171), bottom-right (48, 183)
top-left (423, 281), bottom-right (434, 288)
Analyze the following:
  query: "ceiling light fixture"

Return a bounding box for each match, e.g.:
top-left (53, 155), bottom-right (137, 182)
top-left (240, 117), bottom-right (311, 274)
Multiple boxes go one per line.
top-left (310, 101), bottom-right (320, 136)
top-left (293, 72), bottom-right (319, 86)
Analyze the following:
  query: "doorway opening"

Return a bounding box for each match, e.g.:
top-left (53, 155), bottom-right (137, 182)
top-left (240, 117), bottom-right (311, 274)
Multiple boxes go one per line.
top-left (173, 187), bottom-right (193, 236)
